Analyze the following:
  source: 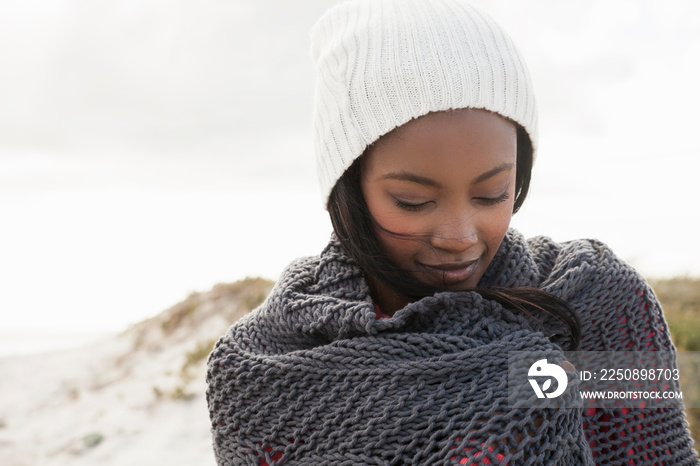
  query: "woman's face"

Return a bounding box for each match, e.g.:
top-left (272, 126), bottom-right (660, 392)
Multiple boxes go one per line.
top-left (360, 108), bottom-right (517, 293)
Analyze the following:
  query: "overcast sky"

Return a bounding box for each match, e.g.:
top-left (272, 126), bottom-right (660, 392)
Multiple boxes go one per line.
top-left (1, 0), bottom-right (699, 334)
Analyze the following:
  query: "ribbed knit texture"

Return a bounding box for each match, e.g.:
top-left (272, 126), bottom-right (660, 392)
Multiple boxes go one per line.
top-left (311, 0), bottom-right (538, 207)
top-left (207, 230), bottom-right (699, 465)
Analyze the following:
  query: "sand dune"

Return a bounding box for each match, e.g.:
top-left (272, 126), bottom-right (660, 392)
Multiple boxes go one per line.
top-left (0, 278), bottom-right (272, 466)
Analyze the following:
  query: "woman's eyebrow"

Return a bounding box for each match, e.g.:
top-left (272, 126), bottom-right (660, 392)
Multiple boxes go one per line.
top-left (379, 162), bottom-right (515, 187)
top-left (380, 172), bottom-right (441, 187)
top-left (472, 162), bottom-right (515, 184)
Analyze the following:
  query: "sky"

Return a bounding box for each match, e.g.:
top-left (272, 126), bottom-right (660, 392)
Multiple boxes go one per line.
top-left (1, 0), bottom-right (699, 335)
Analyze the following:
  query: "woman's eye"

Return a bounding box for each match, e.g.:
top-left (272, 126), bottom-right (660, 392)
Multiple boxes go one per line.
top-left (475, 192), bottom-right (510, 206)
top-left (395, 199), bottom-right (430, 211)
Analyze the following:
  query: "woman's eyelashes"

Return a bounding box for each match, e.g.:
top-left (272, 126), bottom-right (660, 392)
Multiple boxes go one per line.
top-left (394, 191), bottom-right (510, 211)
top-left (475, 191), bottom-right (510, 206)
top-left (395, 199), bottom-right (431, 211)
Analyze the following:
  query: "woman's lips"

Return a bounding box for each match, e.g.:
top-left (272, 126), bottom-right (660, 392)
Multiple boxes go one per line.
top-left (418, 260), bottom-right (479, 286)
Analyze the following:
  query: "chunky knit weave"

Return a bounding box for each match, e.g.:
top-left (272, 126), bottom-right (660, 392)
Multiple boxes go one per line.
top-left (207, 230), bottom-right (699, 465)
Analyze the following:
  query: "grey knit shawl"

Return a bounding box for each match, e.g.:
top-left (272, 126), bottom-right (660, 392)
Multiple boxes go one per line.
top-left (207, 229), bottom-right (698, 465)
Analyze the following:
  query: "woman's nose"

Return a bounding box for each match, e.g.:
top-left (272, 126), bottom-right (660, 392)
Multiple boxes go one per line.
top-left (429, 215), bottom-right (478, 253)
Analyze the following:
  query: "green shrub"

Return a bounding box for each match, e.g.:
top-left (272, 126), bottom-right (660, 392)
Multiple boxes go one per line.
top-left (181, 338), bottom-right (217, 375)
top-left (649, 277), bottom-right (700, 448)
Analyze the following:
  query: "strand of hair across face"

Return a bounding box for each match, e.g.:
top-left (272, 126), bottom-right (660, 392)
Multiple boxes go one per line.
top-left (327, 158), bottom-right (581, 351)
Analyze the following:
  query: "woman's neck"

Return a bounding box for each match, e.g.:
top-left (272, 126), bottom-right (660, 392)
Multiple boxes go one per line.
top-left (366, 275), bottom-right (411, 316)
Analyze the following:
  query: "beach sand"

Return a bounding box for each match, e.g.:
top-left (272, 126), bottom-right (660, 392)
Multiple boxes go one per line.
top-left (0, 278), bottom-right (272, 466)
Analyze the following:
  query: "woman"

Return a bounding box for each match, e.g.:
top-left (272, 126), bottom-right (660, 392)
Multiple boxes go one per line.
top-left (207, 0), bottom-right (699, 464)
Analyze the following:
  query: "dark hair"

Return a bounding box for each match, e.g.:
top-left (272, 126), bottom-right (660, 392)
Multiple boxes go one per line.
top-left (327, 122), bottom-right (581, 351)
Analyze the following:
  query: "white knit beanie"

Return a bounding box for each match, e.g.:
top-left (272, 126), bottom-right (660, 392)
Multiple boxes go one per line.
top-left (311, 0), bottom-right (538, 208)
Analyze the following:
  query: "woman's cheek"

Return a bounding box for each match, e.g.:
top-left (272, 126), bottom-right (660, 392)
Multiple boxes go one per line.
top-left (374, 212), bottom-right (431, 260)
top-left (388, 212), bottom-right (434, 239)
top-left (480, 204), bottom-right (513, 249)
